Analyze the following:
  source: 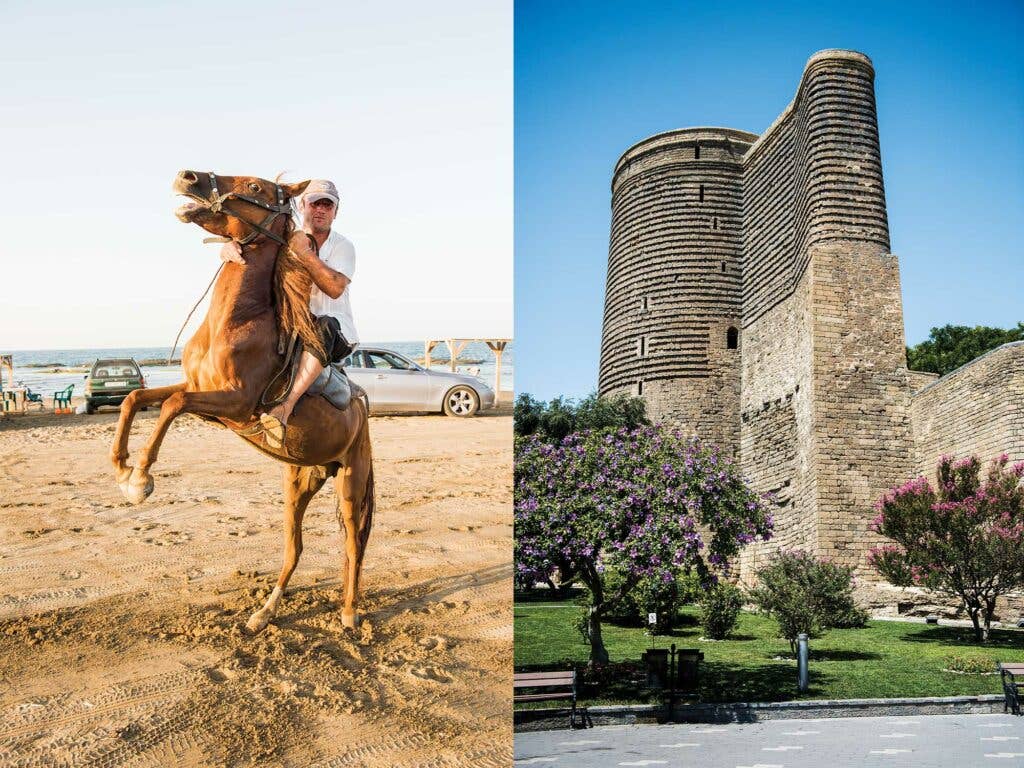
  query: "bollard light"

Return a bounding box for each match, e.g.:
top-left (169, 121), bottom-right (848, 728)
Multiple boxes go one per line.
top-left (797, 633), bottom-right (809, 693)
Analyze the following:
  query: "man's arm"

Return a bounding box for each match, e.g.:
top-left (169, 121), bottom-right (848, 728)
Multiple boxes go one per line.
top-left (288, 233), bottom-right (350, 299)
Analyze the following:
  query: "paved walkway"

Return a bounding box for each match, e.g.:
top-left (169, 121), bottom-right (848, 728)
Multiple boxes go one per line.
top-left (515, 713), bottom-right (1024, 767)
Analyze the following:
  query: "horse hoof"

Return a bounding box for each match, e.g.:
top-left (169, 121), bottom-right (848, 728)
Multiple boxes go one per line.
top-left (341, 610), bottom-right (359, 629)
top-left (246, 610), bottom-right (272, 634)
top-left (121, 468), bottom-right (154, 505)
top-left (120, 478), bottom-right (153, 505)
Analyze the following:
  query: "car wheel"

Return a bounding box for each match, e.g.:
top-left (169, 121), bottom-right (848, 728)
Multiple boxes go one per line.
top-left (85, 400), bottom-right (96, 415)
top-left (443, 385), bottom-right (479, 417)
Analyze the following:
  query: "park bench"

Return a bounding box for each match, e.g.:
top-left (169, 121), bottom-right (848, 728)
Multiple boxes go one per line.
top-left (998, 662), bottom-right (1024, 715)
top-left (514, 670), bottom-right (587, 728)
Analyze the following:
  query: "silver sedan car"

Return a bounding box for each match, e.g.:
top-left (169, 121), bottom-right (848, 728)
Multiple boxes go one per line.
top-left (341, 347), bottom-right (496, 416)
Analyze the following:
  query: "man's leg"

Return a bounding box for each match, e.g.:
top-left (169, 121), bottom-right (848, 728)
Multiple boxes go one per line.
top-left (261, 350), bottom-right (323, 449)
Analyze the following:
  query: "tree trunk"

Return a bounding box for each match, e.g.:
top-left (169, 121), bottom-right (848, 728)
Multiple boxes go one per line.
top-left (966, 605), bottom-right (983, 643)
top-left (982, 598), bottom-right (997, 643)
top-left (588, 606), bottom-right (609, 664)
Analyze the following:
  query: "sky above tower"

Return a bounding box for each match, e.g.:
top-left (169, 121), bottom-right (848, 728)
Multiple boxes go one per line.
top-left (515, 0), bottom-right (1024, 400)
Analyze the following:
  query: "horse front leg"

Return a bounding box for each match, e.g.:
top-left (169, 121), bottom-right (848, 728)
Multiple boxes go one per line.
top-left (111, 383), bottom-right (187, 496)
top-left (246, 464), bottom-right (328, 634)
top-left (119, 388), bottom-right (253, 505)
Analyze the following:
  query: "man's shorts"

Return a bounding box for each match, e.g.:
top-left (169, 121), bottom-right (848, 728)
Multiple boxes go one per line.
top-left (312, 315), bottom-right (355, 366)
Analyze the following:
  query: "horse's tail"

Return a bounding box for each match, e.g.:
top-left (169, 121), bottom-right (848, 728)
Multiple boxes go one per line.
top-left (358, 399), bottom-right (375, 551)
top-left (359, 462), bottom-right (375, 553)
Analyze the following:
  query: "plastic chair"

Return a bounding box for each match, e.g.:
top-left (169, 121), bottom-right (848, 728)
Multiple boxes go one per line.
top-left (19, 383), bottom-right (45, 410)
top-left (53, 384), bottom-right (74, 414)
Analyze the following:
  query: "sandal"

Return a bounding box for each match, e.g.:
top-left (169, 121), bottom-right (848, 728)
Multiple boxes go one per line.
top-left (260, 412), bottom-right (287, 450)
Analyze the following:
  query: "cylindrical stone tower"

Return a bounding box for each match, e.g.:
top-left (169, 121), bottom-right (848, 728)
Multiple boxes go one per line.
top-left (599, 127), bottom-right (757, 454)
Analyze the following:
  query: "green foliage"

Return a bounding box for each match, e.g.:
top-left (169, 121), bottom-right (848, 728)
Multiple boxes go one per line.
top-left (906, 323), bottom-right (1023, 376)
top-left (748, 550), bottom-right (865, 652)
top-left (870, 455), bottom-right (1024, 642)
top-left (513, 391), bottom-right (650, 439)
top-left (699, 581), bottom-right (743, 640)
top-left (579, 567), bottom-right (689, 633)
top-left (676, 569), bottom-right (705, 606)
top-left (515, 426), bottom-right (773, 663)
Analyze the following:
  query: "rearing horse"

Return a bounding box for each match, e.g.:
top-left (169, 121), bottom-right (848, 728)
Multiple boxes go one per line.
top-left (110, 170), bottom-right (375, 632)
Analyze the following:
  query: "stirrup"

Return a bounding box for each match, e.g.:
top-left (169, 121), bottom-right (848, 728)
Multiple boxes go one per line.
top-left (260, 412), bottom-right (287, 450)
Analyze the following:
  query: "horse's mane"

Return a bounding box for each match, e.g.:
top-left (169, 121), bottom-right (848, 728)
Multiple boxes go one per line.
top-left (272, 217), bottom-right (328, 363)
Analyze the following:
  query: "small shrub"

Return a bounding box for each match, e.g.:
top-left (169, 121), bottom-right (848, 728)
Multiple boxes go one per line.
top-left (749, 550), bottom-right (866, 652)
top-left (699, 581), bottom-right (742, 639)
top-left (943, 654), bottom-right (997, 674)
top-left (592, 567), bottom-right (683, 632)
top-left (676, 569), bottom-right (705, 606)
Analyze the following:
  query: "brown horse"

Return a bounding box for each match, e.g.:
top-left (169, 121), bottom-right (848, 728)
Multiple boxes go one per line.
top-left (109, 170), bottom-right (375, 632)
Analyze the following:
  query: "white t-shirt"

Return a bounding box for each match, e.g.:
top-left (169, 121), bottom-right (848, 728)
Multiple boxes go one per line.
top-left (308, 229), bottom-right (359, 345)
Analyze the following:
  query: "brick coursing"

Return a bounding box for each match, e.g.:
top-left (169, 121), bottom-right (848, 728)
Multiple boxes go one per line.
top-left (598, 49), bottom-right (1023, 613)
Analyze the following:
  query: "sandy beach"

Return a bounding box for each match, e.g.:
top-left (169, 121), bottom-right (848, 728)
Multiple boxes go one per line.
top-left (0, 398), bottom-right (512, 767)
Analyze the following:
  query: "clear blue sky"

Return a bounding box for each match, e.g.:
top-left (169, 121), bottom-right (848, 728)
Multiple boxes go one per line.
top-left (1, 1), bottom-right (511, 349)
top-left (515, 0), bottom-right (1024, 401)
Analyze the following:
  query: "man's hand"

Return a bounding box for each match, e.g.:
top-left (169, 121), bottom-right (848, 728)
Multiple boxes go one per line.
top-left (219, 241), bottom-right (245, 265)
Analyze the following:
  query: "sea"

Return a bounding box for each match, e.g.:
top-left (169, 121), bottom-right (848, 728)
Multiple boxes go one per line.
top-left (5, 341), bottom-right (513, 399)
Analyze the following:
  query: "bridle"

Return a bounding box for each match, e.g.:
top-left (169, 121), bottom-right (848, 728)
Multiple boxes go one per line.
top-left (167, 171), bottom-right (303, 365)
top-left (202, 170), bottom-right (293, 247)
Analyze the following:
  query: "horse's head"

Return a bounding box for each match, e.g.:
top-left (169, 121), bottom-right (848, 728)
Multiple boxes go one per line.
top-left (172, 170), bottom-right (310, 243)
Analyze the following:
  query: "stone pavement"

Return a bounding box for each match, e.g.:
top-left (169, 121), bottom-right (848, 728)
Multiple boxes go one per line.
top-left (515, 713), bottom-right (1024, 767)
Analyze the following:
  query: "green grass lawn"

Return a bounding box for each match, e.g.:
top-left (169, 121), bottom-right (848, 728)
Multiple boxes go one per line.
top-left (515, 600), bottom-right (1024, 705)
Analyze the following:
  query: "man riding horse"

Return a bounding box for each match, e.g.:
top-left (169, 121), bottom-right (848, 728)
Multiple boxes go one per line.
top-left (111, 171), bottom-right (376, 631)
top-left (220, 178), bottom-right (359, 450)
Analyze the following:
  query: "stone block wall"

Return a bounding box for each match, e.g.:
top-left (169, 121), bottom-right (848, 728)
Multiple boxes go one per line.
top-left (910, 342), bottom-right (1024, 475)
top-left (906, 370), bottom-right (940, 392)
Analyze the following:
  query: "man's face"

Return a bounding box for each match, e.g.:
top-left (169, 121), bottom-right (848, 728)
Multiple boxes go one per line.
top-left (304, 196), bottom-right (338, 234)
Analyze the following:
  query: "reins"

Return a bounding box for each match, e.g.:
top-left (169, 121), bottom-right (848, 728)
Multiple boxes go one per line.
top-left (167, 262), bottom-right (223, 365)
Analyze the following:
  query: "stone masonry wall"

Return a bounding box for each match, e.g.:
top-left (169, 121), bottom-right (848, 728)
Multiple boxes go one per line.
top-left (906, 370), bottom-right (940, 393)
top-left (910, 342), bottom-right (1024, 475)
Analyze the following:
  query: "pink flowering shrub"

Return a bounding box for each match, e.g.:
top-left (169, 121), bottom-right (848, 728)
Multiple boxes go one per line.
top-left (869, 454), bottom-right (1024, 642)
top-left (515, 426), bottom-right (773, 663)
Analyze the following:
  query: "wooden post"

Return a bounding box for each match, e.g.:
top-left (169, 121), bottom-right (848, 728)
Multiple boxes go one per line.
top-left (486, 341), bottom-right (507, 395)
top-left (425, 340), bottom-right (440, 370)
top-left (446, 339), bottom-right (469, 372)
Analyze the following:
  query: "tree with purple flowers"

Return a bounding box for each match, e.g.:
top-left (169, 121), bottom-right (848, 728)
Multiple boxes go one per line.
top-left (515, 426), bottom-right (773, 663)
top-left (869, 454), bottom-right (1024, 643)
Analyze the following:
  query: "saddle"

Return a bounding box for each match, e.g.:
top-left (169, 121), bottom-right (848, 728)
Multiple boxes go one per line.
top-left (260, 333), bottom-right (360, 413)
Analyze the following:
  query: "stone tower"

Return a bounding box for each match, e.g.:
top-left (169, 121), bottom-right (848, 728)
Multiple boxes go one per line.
top-left (599, 127), bottom-right (756, 455)
top-left (599, 50), bottom-right (918, 580)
